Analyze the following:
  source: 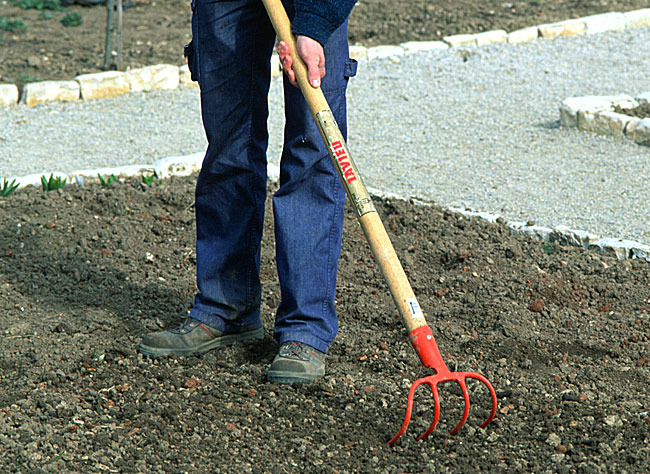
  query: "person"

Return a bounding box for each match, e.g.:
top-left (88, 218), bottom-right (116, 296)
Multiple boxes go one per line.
top-left (138, 0), bottom-right (358, 384)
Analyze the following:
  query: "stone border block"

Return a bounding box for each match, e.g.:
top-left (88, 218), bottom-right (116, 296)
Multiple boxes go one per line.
top-left (552, 225), bottom-right (600, 246)
top-left (560, 94), bottom-right (637, 127)
top-left (75, 71), bottom-right (130, 101)
top-left (624, 8), bottom-right (650, 28)
top-left (509, 222), bottom-right (554, 241)
top-left (267, 163), bottom-right (280, 183)
top-left (507, 26), bottom-right (539, 44)
top-left (270, 54), bottom-right (281, 78)
top-left (0, 84), bottom-right (19, 107)
top-left (588, 238), bottom-right (649, 260)
top-left (20, 80), bottom-right (80, 107)
top-left (126, 64), bottom-right (179, 93)
top-left (635, 91), bottom-right (650, 104)
top-left (626, 118), bottom-right (650, 145)
top-left (474, 29), bottom-right (508, 46)
top-left (560, 94), bottom-right (648, 145)
top-left (349, 45), bottom-right (368, 60)
top-left (152, 152), bottom-right (204, 179)
top-left (366, 45), bottom-right (405, 60)
top-left (442, 34), bottom-right (476, 47)
top-left (559, 96), bottom-right (615, 127)
top-left (400, 41), bottom-right (448, 54)
top-left (538, 19), bottom-right (586, 38)
top-left (581, 12), bottom-right (626, 34)
top-left (578, 110), bottom-right (633, 137)
top-left (179, 65), bottom-right (198, 88)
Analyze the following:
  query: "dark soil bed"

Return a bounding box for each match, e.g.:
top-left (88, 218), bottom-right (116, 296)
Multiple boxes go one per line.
top-left (1, 176), bottom-right (649, 472)
top-left (615, 102), bottom-right (650, 119)
top-left (2, 0), bottom-right (649, 88)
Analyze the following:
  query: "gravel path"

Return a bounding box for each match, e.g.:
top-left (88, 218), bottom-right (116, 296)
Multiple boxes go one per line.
top-left (1, 27), bottom-right (649, 246)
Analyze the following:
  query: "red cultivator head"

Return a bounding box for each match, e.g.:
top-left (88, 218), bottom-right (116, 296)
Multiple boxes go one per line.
top-left (387, 326), bottom-right (498, 446)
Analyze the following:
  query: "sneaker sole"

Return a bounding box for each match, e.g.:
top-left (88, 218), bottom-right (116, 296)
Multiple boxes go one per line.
top-left (138, 327), bottom-right (264, 358)
top-left (266, 369), bottom-right (325, 384)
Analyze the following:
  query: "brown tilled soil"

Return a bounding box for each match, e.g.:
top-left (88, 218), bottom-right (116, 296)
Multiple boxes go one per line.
top-left (1, 176), bottom-right (649, 473)
top-left (615, 102), bottom-right (650, 119)
top-left (2, 0), bottom-right (650, 88)
top-left (3, 0), bottom-right (650, 472)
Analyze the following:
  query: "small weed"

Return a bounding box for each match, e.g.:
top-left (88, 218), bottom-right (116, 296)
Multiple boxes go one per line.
top-left (16, 73), bottom-right (41, 84)
top-left (541, 242), bottom-right (556, 255)
top-left (98, 173), bottom-right (117, 187)
top-left (0, 178), bottom-right (19, 197)
top-left (61, 12), bottom-right (82, 27)
top-left (0, 16), bottom-right (27, 32)
top-left (38, 11), bottom-right (53, 20)
top-left (41, 174), bottom-right (66, 192)
top-left (14, 0), bottom-right (65, 11)
top-left (141, 172), bottom-right (158, 186)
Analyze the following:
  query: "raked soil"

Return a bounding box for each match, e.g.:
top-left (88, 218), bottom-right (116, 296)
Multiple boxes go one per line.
top-left (1, 175), bottom-right (649, 473)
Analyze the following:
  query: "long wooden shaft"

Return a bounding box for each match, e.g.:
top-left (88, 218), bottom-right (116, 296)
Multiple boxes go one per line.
top-left (262, 0), bottom-right (428, 334)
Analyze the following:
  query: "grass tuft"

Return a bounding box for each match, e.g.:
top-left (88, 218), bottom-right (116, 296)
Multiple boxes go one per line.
top-left (0, 178), bottom-right (19, 197)
top-left (41, 174), bottom-right (67, 192)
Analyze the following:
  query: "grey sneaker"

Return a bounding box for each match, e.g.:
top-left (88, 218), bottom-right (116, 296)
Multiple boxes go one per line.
top-left (266, 341), bottom-right (326, 384)
top-left (138, 318), bottom-right (264, 357)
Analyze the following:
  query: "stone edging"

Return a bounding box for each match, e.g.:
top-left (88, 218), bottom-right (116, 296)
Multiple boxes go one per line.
top-left (559, 93), bottom-right (650, 145)
top-left (1, 9), bottom-right (650, 107)
top-left (366, 186), bottom-right (650, 263)
top-left (8, 156), bottom-right (649, 263)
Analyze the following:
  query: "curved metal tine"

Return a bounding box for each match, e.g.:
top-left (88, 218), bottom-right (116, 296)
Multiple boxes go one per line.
top-left (387, 378), bottom-right (426, 446)
top-left (415, 380), bottom-right (440, 441)
top-left (450, 377), bottom-right (471, 435)
top-left (464, 372), bottom-right (498, 428)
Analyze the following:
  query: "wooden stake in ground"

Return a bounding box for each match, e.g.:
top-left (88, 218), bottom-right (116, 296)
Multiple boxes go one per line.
top-left (103, 0), bottom-right (124, 71)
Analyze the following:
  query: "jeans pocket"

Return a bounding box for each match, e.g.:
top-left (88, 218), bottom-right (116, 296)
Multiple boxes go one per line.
top-left (344, 58), bottom-right (358, 79)
top-left (184, 40), bottom-right (198, 82)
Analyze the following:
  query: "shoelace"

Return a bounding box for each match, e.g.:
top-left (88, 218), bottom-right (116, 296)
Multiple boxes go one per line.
top-left (170, 318), bottom-right (198, 334)
top-left (281, 341), bottom-right (311, 361)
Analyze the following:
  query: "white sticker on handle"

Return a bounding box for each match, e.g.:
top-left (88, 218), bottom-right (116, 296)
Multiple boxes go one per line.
top-left (406, 298), bottom-right (425, 320)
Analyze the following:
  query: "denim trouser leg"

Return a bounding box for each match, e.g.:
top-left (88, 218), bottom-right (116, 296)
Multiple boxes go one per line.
top-left (272, 22), bottom-right (353, 353)
top-left (189, 0), bottom-right (275, 333)
top-left (189, 0), bottom-right (356, 351)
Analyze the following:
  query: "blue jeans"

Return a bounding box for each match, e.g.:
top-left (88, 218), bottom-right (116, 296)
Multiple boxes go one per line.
top-left (187, 0), bottom-right (357, 353)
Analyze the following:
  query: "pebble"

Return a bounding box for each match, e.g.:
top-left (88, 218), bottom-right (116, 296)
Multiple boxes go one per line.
top-left (547, 433), bottom-right (561, 446)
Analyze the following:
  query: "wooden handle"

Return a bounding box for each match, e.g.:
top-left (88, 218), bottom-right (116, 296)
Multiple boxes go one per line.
top-left (261, 0), bottom-right (428, 334)
top-left (262, 0), bottom-right (329, 113)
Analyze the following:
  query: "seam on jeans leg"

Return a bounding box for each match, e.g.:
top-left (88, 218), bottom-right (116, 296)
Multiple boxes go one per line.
top-left (321, 91), bottom-right (347, 342)
top-left (244, 9), bottom-right (260, 311)
top-left (322, 169), bottom-right (339, 342)
top-left (194, 4), bottom-right (201, 85)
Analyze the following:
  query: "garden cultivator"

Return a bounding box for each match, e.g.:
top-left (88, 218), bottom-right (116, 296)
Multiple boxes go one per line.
top-left (262, 0), bottom-right (498, 444)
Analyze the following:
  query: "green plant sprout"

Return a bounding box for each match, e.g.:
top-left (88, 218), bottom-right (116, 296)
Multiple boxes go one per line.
top-left (0, 178), bottom-right (19, 197)
top-left (61, 12), bottom-right (82, 27)
top-left (0, 16), bottom-right (27, 32)
top-left (141, 172), bottom-right (158, 186)
top-left (98, 173), bottom-right (118, 187)
top-left (16, 73), bottom-right (41, 85)
top-left (41, 174), bottom-right (66, 192)
top-left (541, 242), bottom-right (556, 255)
top-left (14, 0), bottom-right (65, 11)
